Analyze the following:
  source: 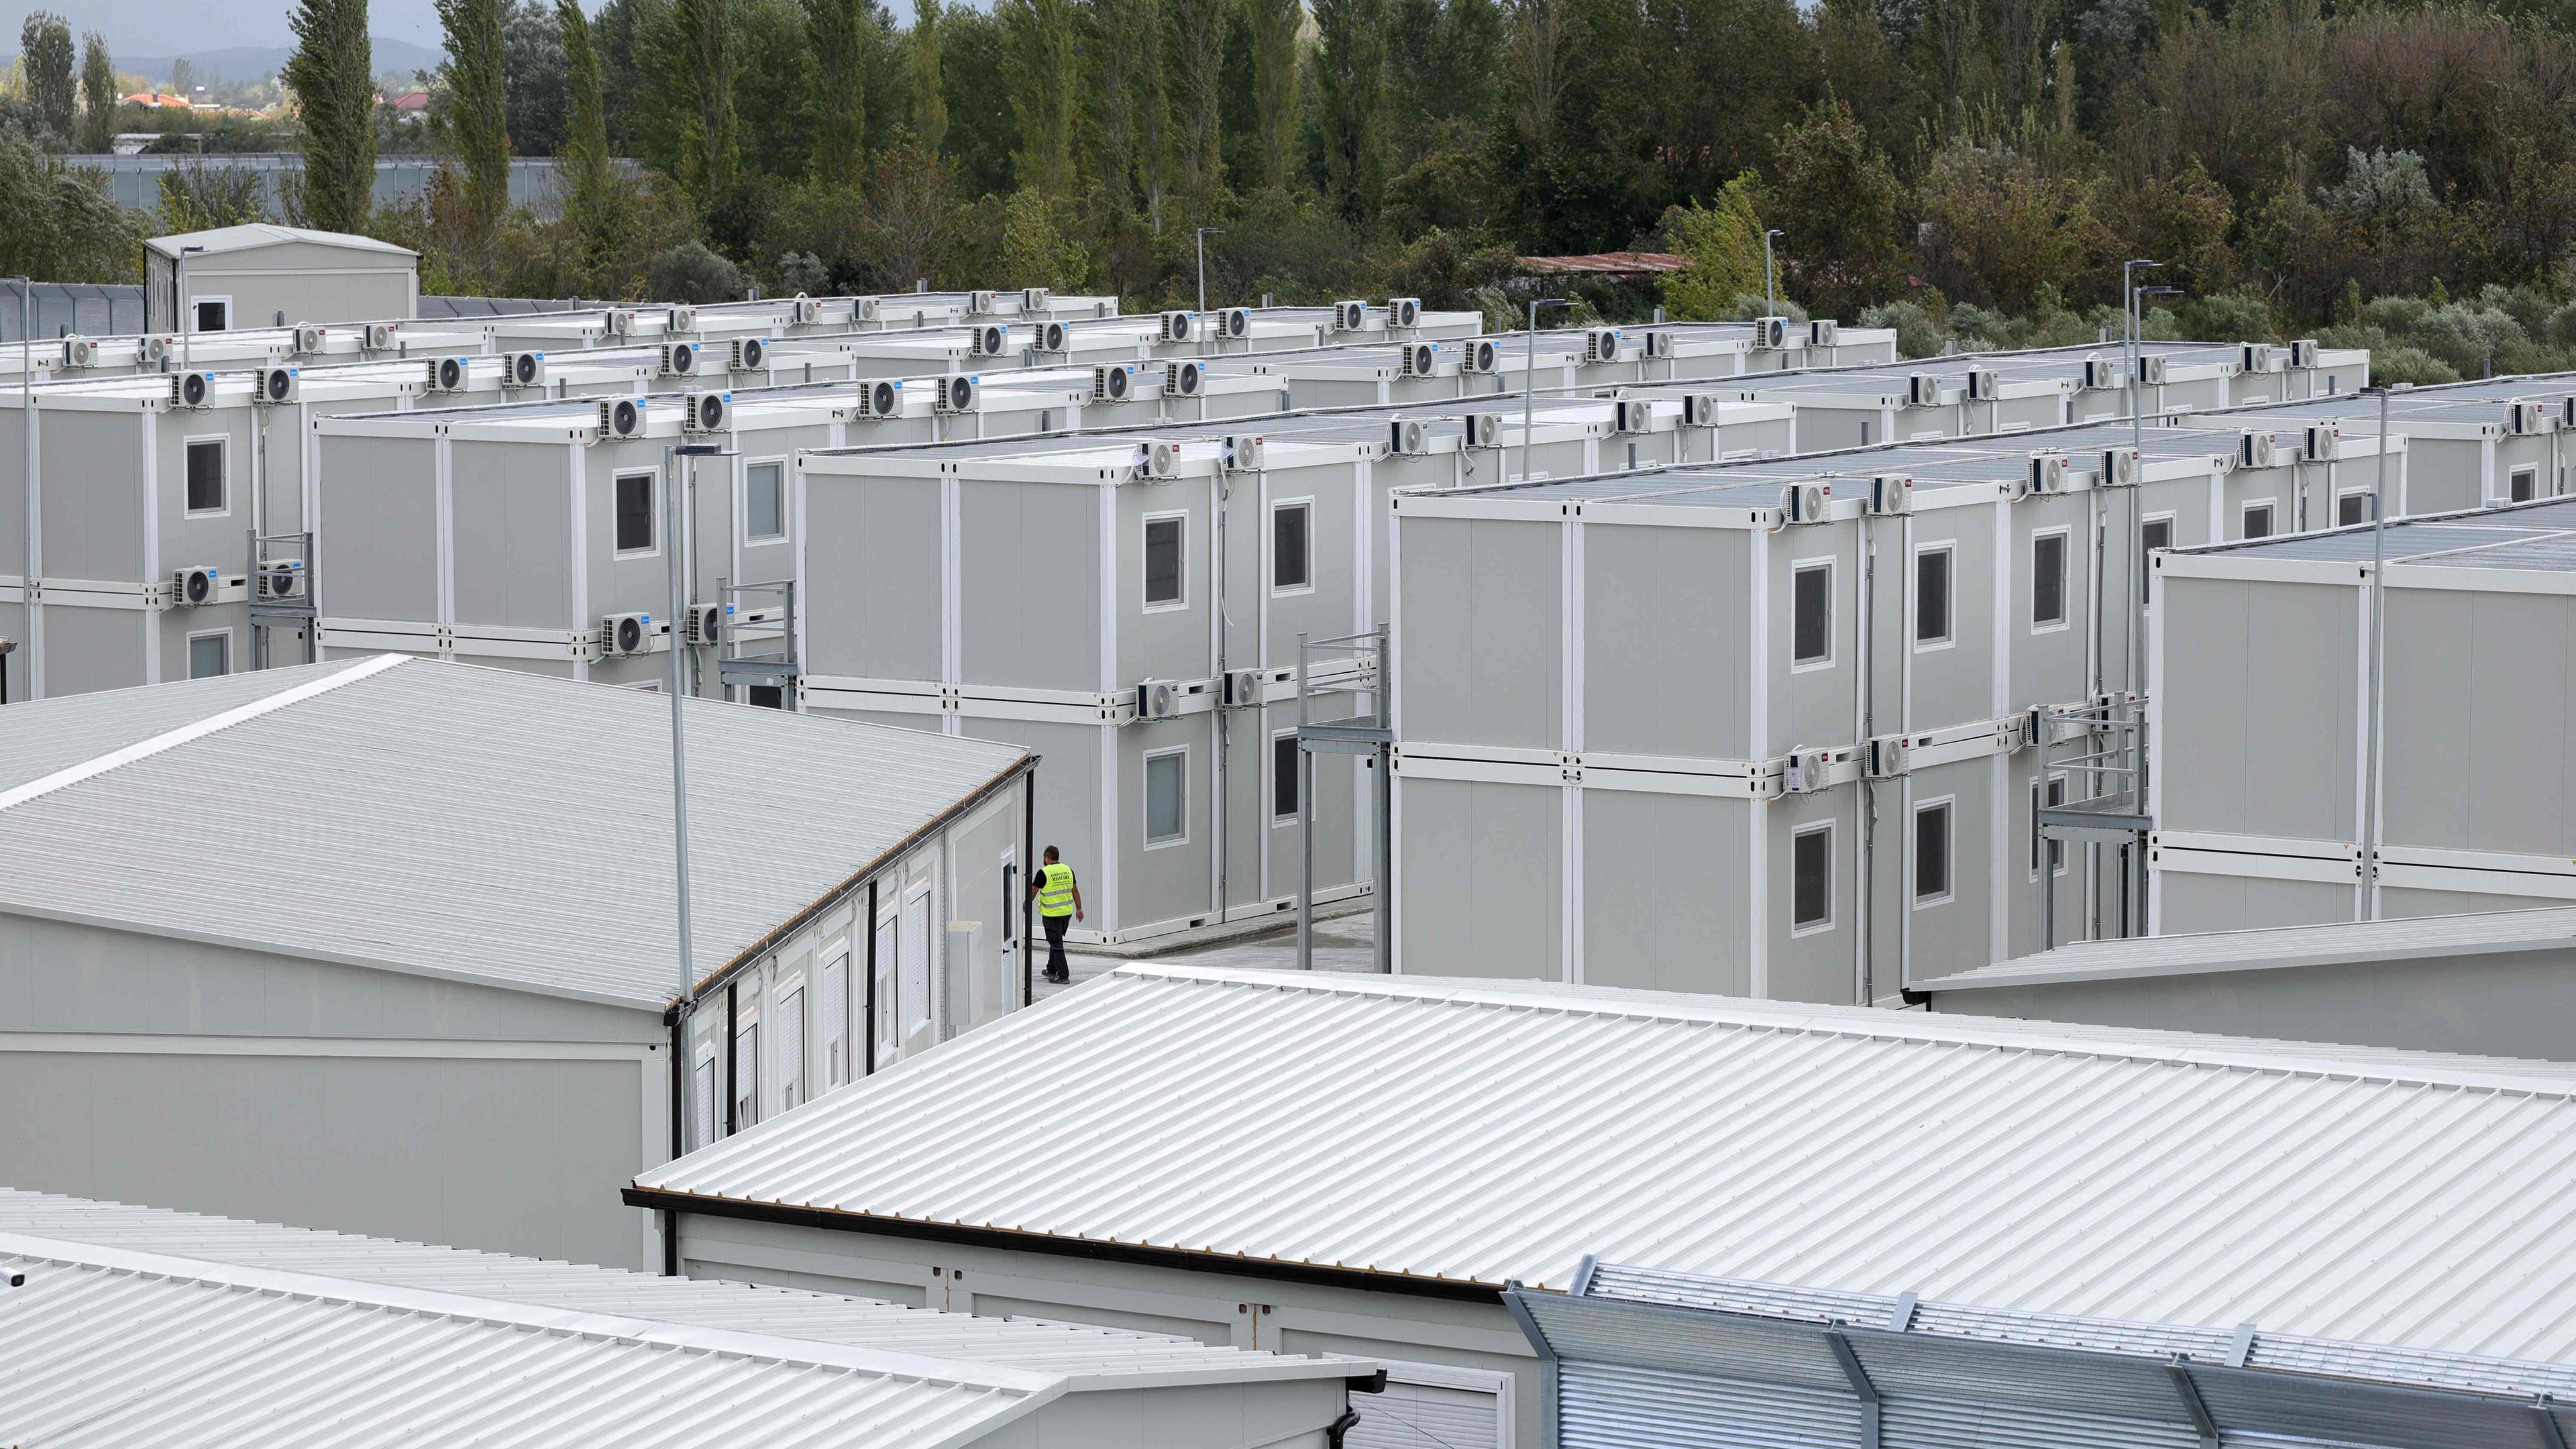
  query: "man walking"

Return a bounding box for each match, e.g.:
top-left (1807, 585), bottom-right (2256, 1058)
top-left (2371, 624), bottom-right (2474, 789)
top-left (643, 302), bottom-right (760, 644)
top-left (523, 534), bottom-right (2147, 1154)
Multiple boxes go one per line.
top-left (1030, 845), bottom-right (1083, 983)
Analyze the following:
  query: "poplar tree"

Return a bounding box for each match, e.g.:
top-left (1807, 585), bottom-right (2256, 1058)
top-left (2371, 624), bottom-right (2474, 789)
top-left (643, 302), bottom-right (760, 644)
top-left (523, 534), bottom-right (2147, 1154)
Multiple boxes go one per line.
top-left (803, 0), bottom-right (867, 180)
top-left (1313, 0), bottom-right (1387, 216)
top-left (673, 0), bottom-right (741, 209)
top-left (436, 0), bottom-right (511, 229)
top-left (78, 32), bottom-right (116, 154)
top-left (1244, 0), bottom-right (1299, 189)
top-left (553, 0), bottom-right (613, 229)
top-left (910, 0), bottom-right (947, 156)
top-left (18, 12), bottom-right (76, 138)
top-left (285, 0), bottom-right (377, 233)
top-left (1167, 0), bottom-right (1222, 215)
top-left (1001, 0), bottom-right (1077, 197)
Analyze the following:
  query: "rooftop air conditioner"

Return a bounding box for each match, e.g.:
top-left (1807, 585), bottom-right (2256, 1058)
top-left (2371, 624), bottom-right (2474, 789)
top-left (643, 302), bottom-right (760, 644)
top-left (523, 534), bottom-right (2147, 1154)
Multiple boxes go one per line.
top-left (1389, 297), bottom-right (1423, 329)
top-left (2510, 400), bottom-right (2551, 436)
top-left (665, 305), bottom-right (699, 333)
top-left (1784, 747), bottom-right (1833, 794)
top-left (1224, 434), bottom-right (1267, 472)
top-left (255, 366), bottom-right (298, 405)
top-left (1905, 374), bottom-right (1937, 407)
top-left (1684, 394), bottom-right (1720, 427)
top-left (1786, 480), bottom-right (1829, 523)
top-left (2029, 452), bottom-right (2070, 494)
top-left (292, 325), bottom-right (327, 355)
top-left (934, 374), bottom-right (978, 415)
top-left (1093, 364), bottom-right (1134, 402)
top-left (170, 370), bottom-right (215, 409)
top-left (1808, 319), bottom-right (1839, 347)
top-left (1161, 311), bottom-right (1196, 343)
top-left (1389, 418), bottom-right (1432, 455)
top-left (2082, 354), bottom-right (2116, 390)
top-left (2139, 354), bottom-right (2168, 386)
top-left (598, 396), bottom-right (647, 439)
top-left (1868, 474), bottom-right (1913, 516)
top-left (730, 337), bottom-right (767, 370)
top-left (1462, 413), bottom-right (1503, 449)
top-left (62, 335), bottom-right (98, 368)
top-left (1754, 316), bottom-right (1792, 350)
top-left (1135, 679), bottom-right (1180, 721)
top-left (681, 390), bottom-right (731, 433)
top-left (1584, 328), bottom-right (1623, 364)
top-left (684, 602), bottom-right (724, 647)
top-left (2102, 447), bottom-right (2142, 486)
top-left (792, 294), bottom-right (821, 325)
top-left (600, 611), bottom-right (653, 657)
top-left (659, 342), bottom-right (700, 377)
top-left (2289, 338), bottom-right (2319, 369)
top-left (1021, 287), bottom-right (1051, 313)
top-left (2563, 396), bottom-right (2576, 430)
top-left (602, 309), bottom-right (635, 338)
top-left (855, 297), bottom-right (881, 323)
top-left (2239, 431), bottom-right (2278, 468)
top-left (972, 323), bottom-right (1011, 358)
top-left (1142, 439), bottom-right (1181, 478)
top-left (502, 350), bottom-right (546, 388)
top-left (2304, 424), bottom-right (2339, 462)
top-left (1644, 331), bottom-right (1676, 360)
top-left (1221, 307), bottom-right (1251, 339)
top-left (856, 378), bottom-right (902, 417)
top-left (1166, 360), bottom-right (1203, 397)
top-left (1462, 338), bottom-right (1501, 374)
top-left (2243, 343), bottom-right (2284, 373)
top-left (1613, 399), bottom-right (1653, 434)
top-left (1332, 300), bottom-right (1368, 333)
top-left (364, 323), bottom-right (398, 349)
top-left (424, 355), bottom-right (468, 392)
top-left (1866, 736), bottom-right (1911, 780)
top-left (1400, 342), bottom-right (1438, 378)
top-left (256, 559), bottom-right (305, 601)
top-left (1035, 321), bottom-right (1069, 353)
top-left (171, 566), bottom-right (221, 607)
top-left (969, 290), bottom-right (998, 315)
top-left (1967, 368), bottom-right (1999, 402)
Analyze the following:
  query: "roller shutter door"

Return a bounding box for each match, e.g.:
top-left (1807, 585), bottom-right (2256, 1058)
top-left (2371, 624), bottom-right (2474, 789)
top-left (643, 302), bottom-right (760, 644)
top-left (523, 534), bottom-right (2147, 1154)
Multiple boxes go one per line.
top-left (1346, 1371), bottom-right (1505, 1449)
top-left (1558, 1362), bottom-right (1858, 1449)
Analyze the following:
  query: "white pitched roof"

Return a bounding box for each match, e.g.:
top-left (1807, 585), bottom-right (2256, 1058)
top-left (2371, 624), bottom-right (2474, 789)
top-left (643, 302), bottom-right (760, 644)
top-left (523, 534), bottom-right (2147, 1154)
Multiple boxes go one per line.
top-left (637, 965), bottom-right (2576, 1364)
top-left (147, 223), bottom-right (419, 260)
top-left (0, 658), bottom-right (1028, 1010)
top-left (1925, 905), bottom-right (2576, 992)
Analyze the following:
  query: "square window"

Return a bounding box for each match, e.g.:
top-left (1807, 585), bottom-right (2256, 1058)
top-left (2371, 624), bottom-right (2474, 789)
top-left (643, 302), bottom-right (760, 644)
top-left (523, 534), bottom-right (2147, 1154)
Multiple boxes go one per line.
top-left (1792, 560), bottom-right (1833, 667)
top-left (185, 439), bottom-right (224, 513)
top-left (187, 632), bottom-right (229, 679)
top-left (1273, 733), bottom-right (1301, 820)
top-left (615, 472), bottom-right (655, 553)
top-left (1915, 800), bottom-right (1952, 903)
top-left (2512, 466), bottom-right (2538, 503)
top-left (746, 461), bottom-right (786, 540)
top-left (193, 298), bottom-right (227, 333)
top-left (2241, 502), bottom-right (2275, 540)
top-left (2337, 493), bottom-right (2371, 527)
top-left (1273, 502), bottom-right (1310, 591)
top-left (1145, 749), bottom-right (1187, 845)
top-left (1144, 515), bottom-right (1185, 606)
top-left (1914, 546), bottom-right (1952, 647)
top-left (747, 684), bottom-right (786, 709)
top-left (2141, 517), bottom-right (2174, 577)
top-left (1792, 824), bottom-right (1833, 932)
top-left (2031, 531), bottom-right (2067, 628)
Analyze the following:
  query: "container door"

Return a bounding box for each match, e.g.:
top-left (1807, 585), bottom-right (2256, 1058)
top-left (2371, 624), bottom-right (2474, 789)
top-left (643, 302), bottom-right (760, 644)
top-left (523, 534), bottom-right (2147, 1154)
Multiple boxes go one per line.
top-left (900, 879), bottom-right (936, 1058)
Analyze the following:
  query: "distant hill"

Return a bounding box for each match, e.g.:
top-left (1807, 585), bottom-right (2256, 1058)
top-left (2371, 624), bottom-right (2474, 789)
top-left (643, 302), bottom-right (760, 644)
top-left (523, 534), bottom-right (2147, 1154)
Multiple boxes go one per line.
top-left (122, 38), bottom-right (446, 86)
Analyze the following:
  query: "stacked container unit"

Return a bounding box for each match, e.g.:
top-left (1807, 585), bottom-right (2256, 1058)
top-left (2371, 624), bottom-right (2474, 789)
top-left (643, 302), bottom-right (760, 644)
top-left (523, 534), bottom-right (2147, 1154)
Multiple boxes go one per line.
top-left (1231, 319), bottom-right (1897, 409)
top-left (1382, 417), bottom-right (2374, 998)
top-left (2149, 498), bottom-right (2576, 930)
top-left (2175, 374), bottom-right (2576, 515)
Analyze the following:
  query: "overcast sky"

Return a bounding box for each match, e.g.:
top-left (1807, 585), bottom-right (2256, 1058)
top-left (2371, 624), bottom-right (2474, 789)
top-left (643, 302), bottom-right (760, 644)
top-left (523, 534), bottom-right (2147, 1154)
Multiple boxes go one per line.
top-left (3, 0), bottom-right (451, 54)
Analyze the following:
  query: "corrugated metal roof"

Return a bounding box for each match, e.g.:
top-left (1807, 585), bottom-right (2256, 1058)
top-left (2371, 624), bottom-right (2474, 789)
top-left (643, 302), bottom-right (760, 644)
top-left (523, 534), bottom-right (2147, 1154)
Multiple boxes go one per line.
top-left (0, 657), bottom-right (1028, 1010)
top-left (147, 223), bottom-right (419, 260)
top-left (0, 1189), bottom-right (1352, 1388)
top-left (637, 965), bottom-right (2576, 1364)
top-left (1923, 906), bottom-right (2576, 992)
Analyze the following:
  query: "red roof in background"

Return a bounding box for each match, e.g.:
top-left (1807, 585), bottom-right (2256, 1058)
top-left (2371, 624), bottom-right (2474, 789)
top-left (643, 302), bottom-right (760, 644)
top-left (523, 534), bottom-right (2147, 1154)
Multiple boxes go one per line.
top-left (1517, 252), bottom-right (1688, 276)
top-left (389, 92), bottom-right (432, 111)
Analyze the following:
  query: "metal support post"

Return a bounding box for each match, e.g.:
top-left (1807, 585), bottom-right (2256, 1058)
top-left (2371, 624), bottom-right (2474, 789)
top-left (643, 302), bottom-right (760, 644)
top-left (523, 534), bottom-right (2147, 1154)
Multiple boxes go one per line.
top-left (1823, 1329), bottom-right (1880, 1449)
top-left (12, 275), bottom-right (28, 703)
top-left (1763, 230), bottom-right (1783, 317)
top-left (1375, 627), bottom-right (1393, 976)
top-left (2363, 384), bottom-right (2392, 920)
top-left (1523, 298), bottom-right (1568, 484)
top-left (1297, 631), bottom-right (1311, 971)
top-left (664, 443), bottom-right (725, 1152)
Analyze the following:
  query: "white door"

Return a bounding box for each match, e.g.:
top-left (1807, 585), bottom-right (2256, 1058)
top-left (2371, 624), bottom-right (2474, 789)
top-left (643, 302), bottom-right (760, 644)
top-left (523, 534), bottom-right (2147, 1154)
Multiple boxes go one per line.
top-left (900, 879), bottom-right (935, 1058)
top-left (994, 848), bottom-right (1019, 1022)
top-left (1344, 1363), bottom-right (1509, 1449)
top-left (873, 908), bottom-right (900, 1068)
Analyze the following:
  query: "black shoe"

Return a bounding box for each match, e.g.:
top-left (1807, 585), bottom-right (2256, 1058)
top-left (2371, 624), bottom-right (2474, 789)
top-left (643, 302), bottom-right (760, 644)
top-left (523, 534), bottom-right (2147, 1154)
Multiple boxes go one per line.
top-left (1043, 971), bottom-right (1069, 983)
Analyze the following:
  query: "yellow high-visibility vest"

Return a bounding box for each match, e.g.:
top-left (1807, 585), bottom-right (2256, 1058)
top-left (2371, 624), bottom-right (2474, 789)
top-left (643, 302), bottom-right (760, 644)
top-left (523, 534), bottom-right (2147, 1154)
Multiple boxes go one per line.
top-left (1037, 861), bottom-right (1077, 917)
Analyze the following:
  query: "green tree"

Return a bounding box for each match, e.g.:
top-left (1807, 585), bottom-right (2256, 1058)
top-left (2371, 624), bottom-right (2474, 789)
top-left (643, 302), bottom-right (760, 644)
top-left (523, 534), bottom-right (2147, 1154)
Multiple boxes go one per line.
top-left (1002, 0), bottom-right (1079, 196)
top-left (804, 0), bottom-right (869, 178)
top-left (911, 0), bottom-right (947, 156)
top-left (1244, 0), bottom-right (1299, 189)
top-left (672, 0), bottom-right (741, 208)
top-left (555, 0), bottom-right (615, 231)
top-left (1660, 174), bottom-right (1767, 320)
top-left (285, 0), bottom-right (378, 233)
top-left (78, 32), bottom-right (116, 154)
top-left (1168, 0), bottom-right (1223, 215)
top-left (1312, 0), bottom-right (1389, 217)
top-left (19, 11), bottom-right (76, 139)
top-left (0, 132), bottom-right (140, 280)
top-left (502, 0), bottom-right (570, 158)
top-left (1766, 98), bottom-right (1907, 319)
top-left (1089, 0), bottom-right (1170, 221)
top-left (437, 0), bottom-right (513, 230)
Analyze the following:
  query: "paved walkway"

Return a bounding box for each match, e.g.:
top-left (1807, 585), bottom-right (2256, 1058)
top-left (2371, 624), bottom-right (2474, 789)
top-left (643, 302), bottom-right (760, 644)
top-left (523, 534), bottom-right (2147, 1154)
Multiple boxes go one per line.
top-left (1033, 912), bottom-right (1380, 1002)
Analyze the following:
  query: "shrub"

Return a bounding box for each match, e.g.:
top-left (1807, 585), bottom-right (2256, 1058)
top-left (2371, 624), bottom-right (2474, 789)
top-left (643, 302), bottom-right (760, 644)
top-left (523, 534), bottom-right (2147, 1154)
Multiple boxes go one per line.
top-left (647, 240), bottom-right (744, 303)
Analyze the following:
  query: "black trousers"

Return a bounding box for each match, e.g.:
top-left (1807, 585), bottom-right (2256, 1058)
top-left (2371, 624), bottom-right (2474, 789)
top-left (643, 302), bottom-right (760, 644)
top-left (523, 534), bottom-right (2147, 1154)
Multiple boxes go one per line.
top-left (1042, 912), bottom-right (1072, 977)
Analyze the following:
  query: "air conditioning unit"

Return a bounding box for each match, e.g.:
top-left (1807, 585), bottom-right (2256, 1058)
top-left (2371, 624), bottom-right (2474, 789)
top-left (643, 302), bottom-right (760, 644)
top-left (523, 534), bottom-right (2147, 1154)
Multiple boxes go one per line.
top-left (1221, 307), bottom-right (1251, 338)
top-left (856, 378), bottom-right (902, 417)
top-left (1754, 316), bottom-right (1792, 350)
top-left (969, 289), bottom-right (999, 315)
top-left (1135, 679), bottom-right (1181, 721)
top-left (2563, 396), bottom-right (2576, 430)
top-left (1401, 342), bottom-right (1438, 378)
top-left (684, 602), bottom-right (725, 646)
top-left (2029, 452), bottom-right (2070, 494)
top-left (792, 294), bottom-right (821, 325)
top-left (1093, 364), bottom-right (1135, 402)
top-left (2102, 447), bottom-right (2142, 486)
top-left (1166, 360), bottom-right (1203, 397)
top-left (1785, 481), bottom-right (1829, 523)
top-left (1584, 328), bottom-right (1623, 364)
top-left (1867, 474), bottom-right (1912, 516)
top-left (1462, 338), bottom-right (1501, 374)
top-left (255, 559), bottom-right (305, 601)
top-left (1160, 311), bottom-right (1196, 342)
top-left (61, 334), bottom-right (98, 368)
top-left (169, 370), bottom-right (215, 408)
top-left (602, 309), bottom-right (636, 338)
top-left (424, 355), bottom-right (469, 392)
top-left (502, 350), bottom-right (546, 388)
top-left (730, 337), bottom-right (767, 370)
top-left (1225, 434), bottom-right (1267, 472)
top-left (1388, 297), bottom-right (1423, 329)
top-left (1389, 418), bottom-right (1432, 455)
top-left (1808, 319), bottom-right (1839, 347)
top-left (1613, 399), bottom-right (1653, 434)
top-left (1967, 368), bottom-right (1999, 402)
top-left (1035, 321), bottom-right (1069, 354)
top-left (599, 611), bottom-right (653, 657)
top-left (598, 396), bottom-right (647, 439)
top-left (1905, 374), bottom-right (1937, 408)
top-left (1866, 736), bottom-right (1910, 780)
top-left (2138, 354), bottom-right (2168, 386)
top-left (972, 323), bottom-right (1011, 358)
top-left (364, 323), bottom-right (398, 350)
top-left (855, 297), bottom-right (881, 323)
top-left (1783, 747), bottom-right (1833, 794)
top-left (171, 566), bottom-right (221, 607)
top-left (2510, 400), bottom-right (2551, 436)
top-left (1222, 667), bottom-right (1267, 708)
top-left (1332, 300), bottom-right (1368, 332)
top-left (2240, 431), bottom-right (2278, 469)
top-left (681, 390), bottom-right (731, 433)
top-left (934, 374), bottom-right (978, 415)
top-left (2304, 424), bottom-right (2339, 462)
top-left (292, 325), bottom-right (327, 355)
top-left (1140, 439), bottom-right (1182, 478)
top-left (2242, 343), bottom-right (2284, 373)
top-left (2288, 338), bottom-right (2319, 369)
top-left (659, 342), bottom-right (700, 377)
top-left (255, 366), bottom-right (298, 405)
top-left (1644, 331), bottom-right (1675, 360)
top-left (1683, 394), bottom-right (1719, 428)
top-left (666, 305), bottom-right (699, 333)
top-left (2082, 354), bottom-right (2116, 390)
top-left (1021, 287), bottom-right (1052, 313)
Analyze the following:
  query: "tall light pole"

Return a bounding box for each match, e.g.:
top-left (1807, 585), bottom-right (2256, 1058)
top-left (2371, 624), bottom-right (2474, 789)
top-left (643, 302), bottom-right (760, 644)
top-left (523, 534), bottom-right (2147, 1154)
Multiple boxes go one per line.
top-left (666, 439), bottom-right (730, 1151)
top-left (9, 275), bottom-right (27, 704)
top-left (2361, 384), bottom-right (2397, 922)
top-left (1763, 229), bottom-right (1784, 315)
top-left (1523, 297), bottom-right (1571, 483)
top-left (1193, 227), bottom-right (1223, 315)
top-left (177, 243), bottom-right (207, 371)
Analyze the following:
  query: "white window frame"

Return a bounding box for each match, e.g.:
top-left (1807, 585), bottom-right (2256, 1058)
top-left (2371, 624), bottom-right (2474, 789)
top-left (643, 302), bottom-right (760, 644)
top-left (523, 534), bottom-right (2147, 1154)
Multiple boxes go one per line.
top-left (873, 904), bottom-right (900, 1062)
top-left (820, 942), bottom-right (851, 1089)
top-left (191, 294), bottom-right (231, 333)
top-left (2509, 464), bottom-right (2540, 504)
top-left (1143, 745), bottom-right (1190, 849)
top-left (612, 470), bottom-right (660, 558)
top-left (2238, 499), bottom-right (2276, 541)
top-left (1271, 727), bottom-right (1303, 823)
top-left (2029, 527), bottom-right (2071, 633)
top-left (2334, 490), bottom-right (2373, 528)
top-left (2140, 511), bottom-right (2178, 588)
top-left (1912, 541), bottom-right (1955, 652)
top-left (1269, 496), bottom-right (1314, 596)
top-left (1142, 509), bottom-right (1188, 612)
top-left (1790, 820), bottom-right (1835, 936)
top-left (182, 433), bottom-right (229, 518)
top-left (1789, 556), bottom-right (1836, 672)
top-left (773, 975), bottom-right (807, 1114)
top-left (1913, 795), bottom-right (1955, 907)
top-left (185, 627), bottom-right (231, 679)
top-left (743, 455), bottom-right (789, 543)
top-left (691, 1036), bottom-right (719, 1148)
top-left (731, 1006), bottom-right (761, 1133)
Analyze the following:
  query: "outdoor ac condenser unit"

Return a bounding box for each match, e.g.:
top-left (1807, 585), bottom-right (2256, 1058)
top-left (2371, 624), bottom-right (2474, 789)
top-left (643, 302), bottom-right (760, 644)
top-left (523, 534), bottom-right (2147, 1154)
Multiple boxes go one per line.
top-left (1613, 400), bottom-right (1652, 434)
top-left (170, 566), bottom-right (221, 607)
top-left (1021, 287), bottom-right (1051, 312)
top-left (1584, 328), bottom-right (1623, 364)
top-left (1868, 474), bottom-right (1913, 515)
top-left (363, 323), bottom-right (398, 349)
top-left (1225, 434), bottom-right (1267, 471)
top-left (1684, 394), bottom-right (1719, 427)
top-left (666, 305), bottom-right (698, 333)
top-left (1142, 439), bottom-right (1181, 478)
top-left (1036, 321), bottom-right (1069, 353)
top-left (1786, 481), bottom-right (1829, 523)
top-left (1161, 311), bottom-right (1196, 342)
top-left (1808, 319), bottom-right (1839, 347)
top-left (972, 324), bottom-right (1011, 358)
top-left (62, 335), bottom-right (99, 367)
top-left (598, 396), bottom-right (647, 439)
top-left (1967, 368), bottom-right (1999, 401)
top-left (684, 602), bottom-right (724, 646)
top-left (681, 390), bottom-right (731, 433)
top-left (2029, 452), bottom-right (2070, 494)
top-left (2304, 424), bottom-right (2339, 462)
top-left (1462, 413), bottom-right (1503, 448)
top-left (1389, 419), bottom-right (1431, 455)
top-left (424, 355), bottom-right (469, 392)
top-left (2289, 338), bottom-right (2319, 368)
top-left (256, 366), bottom-right (298, 405)
top-left (1389, 297), bottom-right (1423, 328)
top-left (1644, 331), bottom-right (1676, 359)
top-left (659, 343), bottom-right (700, 377)
top-left (792, 294), bottom-right (822, 325)
top-left (2102, 447), bottom-right (2142, 486)
top-left (1462, 339), bottom-right (1501, 374)
top-left (293, 325), bottom-right (327, 355)
top-left (599, 612), bottom-right (653, 657)
top-left (169, 371), bottom-right (215, 408)
top-left (1093, 364), bottom-right (1134, 402)
top-left (1222, 307), bottom-right (1251, 338)
top-left (856, 378), bottom-right (902, 417)
top-left (1401, 342), bottom-right (1438, 377)
top-left (2240, 431), bottom-right (2278, 469)
top-left (1166, 360), bottom-right (1203, 396)
top-left (730, 337), bottom-right (767, 370)
top-left (934, 374), bottom-right (978, 414)
top-left (1754, 316), bottom-right (1792, 350)
top-left (1332, 300), bottom-right (1368, 332)
top-left (1135, 680), bottom-right (1180, 721)
top-left (256, 559), bottom-right (305, 601)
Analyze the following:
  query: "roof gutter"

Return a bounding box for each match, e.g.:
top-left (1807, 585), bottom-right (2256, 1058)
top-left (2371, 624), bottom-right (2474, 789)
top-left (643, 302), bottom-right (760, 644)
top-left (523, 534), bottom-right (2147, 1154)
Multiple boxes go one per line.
top-left (621, 1186), bottom-right (1507, 1305)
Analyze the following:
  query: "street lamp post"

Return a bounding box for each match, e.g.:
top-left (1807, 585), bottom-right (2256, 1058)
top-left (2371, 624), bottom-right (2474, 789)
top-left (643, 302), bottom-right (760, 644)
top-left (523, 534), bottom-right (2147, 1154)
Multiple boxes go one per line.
top-left (1193, 227), bottom-right (1223, 315)
top-left (2361, 383), bottom-right (2397, 922)
top-left (8, 275), bottom-right (27, 704)
top-left (1523, 297), bottom-right (1571, 483)
top-left (1763, 229), bottom-right (1784, 315)
top-left (177, 244), bottom-right (207, 372)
